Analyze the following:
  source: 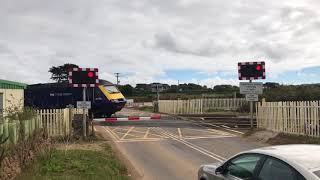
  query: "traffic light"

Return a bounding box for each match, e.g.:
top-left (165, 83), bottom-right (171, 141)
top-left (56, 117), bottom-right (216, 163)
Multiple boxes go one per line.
top-left (238, 62), bottom-right (265, 80)
top-left (68, 68), bottom-right (99, 87)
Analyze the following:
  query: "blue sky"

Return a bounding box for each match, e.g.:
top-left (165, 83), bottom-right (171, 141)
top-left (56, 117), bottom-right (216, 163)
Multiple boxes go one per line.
top-left (271, 66), bottom-right (320, 85)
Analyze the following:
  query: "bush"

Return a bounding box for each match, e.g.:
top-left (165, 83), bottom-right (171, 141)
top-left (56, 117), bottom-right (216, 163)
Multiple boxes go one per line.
top-left (4, 98), bottom-right (37, 121)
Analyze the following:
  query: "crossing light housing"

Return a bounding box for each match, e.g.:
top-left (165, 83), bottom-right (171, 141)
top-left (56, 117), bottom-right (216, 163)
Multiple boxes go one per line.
top-left (238, 62), bottom-right (266, 80)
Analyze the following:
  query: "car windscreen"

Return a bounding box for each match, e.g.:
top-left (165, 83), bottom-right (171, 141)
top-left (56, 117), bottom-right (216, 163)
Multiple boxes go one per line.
top-left (104, 85), bottom-right (120, 94)
top-left (314, 170), bottom-right (320, 178)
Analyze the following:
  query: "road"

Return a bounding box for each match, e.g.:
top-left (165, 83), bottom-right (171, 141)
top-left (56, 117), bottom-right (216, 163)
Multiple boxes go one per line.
top-left (95, 111), bottom-right (265, 180)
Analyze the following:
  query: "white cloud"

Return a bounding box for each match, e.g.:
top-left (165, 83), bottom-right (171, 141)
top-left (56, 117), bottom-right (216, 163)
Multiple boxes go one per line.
top-left (0, 0), bottom-right (319, 85)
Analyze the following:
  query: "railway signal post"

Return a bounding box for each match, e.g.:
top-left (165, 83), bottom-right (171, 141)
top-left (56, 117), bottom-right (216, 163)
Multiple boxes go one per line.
top-left (238, 62), bottom-right (265, 128)
top-left (69, 68), bottom-right (99, 137)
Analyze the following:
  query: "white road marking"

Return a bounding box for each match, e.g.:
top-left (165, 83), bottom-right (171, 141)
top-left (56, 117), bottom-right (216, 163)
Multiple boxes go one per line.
top-left (178, 128), bottom-right (182, 139)
top-left (187, 118), bottom-right (244, 135)
top-left (153, 127), bottom-right (226, 162)
top-left (116, 139), bottom-right (163, 143)
top-left (184, 136), bottom-right (234, 140)
top-left (221, 125), bottom-right (231, 129)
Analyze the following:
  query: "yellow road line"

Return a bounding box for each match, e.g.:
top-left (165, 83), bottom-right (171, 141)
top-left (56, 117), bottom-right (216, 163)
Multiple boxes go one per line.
top-left (113, 131), bottom-right (144, 139)
top-left (103, 126), bottom-right (119, 141)
top-left (108, 126), bottom-right (122, 140)
top-left (144, 128), bottom-right (150, 139)
top-left (130, 129), bottom-right (152, 134)
top-left (120, 127), bottom-right (135, 140)
top-left (178, 128), bottom-right (182, 139)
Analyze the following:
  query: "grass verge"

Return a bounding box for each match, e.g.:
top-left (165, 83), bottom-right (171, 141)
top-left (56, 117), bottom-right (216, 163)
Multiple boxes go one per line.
top-left (17, 143), bottom-right (129, 180)
top-left (136, 106), bottom-right (154, 112)
top-left (267, 133), bottom-right (320, 145)
top-left (242, 128), bottom-right (265, 137)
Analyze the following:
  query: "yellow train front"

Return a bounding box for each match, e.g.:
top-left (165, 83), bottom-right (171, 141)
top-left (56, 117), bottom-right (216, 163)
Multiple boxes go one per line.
top-left (91, 80), bottom-right (126, 118)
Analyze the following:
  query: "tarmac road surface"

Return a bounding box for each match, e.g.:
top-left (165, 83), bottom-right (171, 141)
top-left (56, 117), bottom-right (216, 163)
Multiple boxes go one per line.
top-left (95, 109), bottom-right (264, 180)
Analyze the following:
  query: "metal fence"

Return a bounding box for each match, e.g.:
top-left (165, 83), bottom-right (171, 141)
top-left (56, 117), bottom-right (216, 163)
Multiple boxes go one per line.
top-left (257, 101), bottom-right (320, 137)
top-left (158, 98), bottom-right (246, 114)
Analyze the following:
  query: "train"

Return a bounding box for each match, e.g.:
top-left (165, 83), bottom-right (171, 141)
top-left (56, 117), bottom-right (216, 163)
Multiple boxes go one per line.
top-left (25, 80), bottom-right (127, 118)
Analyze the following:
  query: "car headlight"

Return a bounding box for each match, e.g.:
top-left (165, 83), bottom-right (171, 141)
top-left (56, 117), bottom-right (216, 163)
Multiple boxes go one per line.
top-left (203, 166), bottom-right (217, 175)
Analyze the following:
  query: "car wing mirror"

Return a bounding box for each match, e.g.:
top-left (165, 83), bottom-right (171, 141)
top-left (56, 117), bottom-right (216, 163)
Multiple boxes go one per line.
top-left (215, 166), bottom-right (224, 175)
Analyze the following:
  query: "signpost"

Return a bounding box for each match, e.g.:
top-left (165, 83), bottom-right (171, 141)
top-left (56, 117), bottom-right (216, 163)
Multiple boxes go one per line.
top-left (238, 62), bottom-right (266, 128)
top-left (240, 82), bottom-right (263, 95)
top-left (69, 68), bottom-right (99, 138)
top-left (77, 101), bottom-right (91, 109)
top-left (245, 94), bottom-right (259, 102)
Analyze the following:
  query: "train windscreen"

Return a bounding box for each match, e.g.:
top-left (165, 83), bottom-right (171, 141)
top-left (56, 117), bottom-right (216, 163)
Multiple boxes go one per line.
top-left (104, 85), bottom-right (120, 94)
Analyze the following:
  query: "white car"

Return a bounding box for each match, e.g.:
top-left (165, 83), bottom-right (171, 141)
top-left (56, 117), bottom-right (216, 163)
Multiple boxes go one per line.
top-left (198, 145), bottom-right (320, 180)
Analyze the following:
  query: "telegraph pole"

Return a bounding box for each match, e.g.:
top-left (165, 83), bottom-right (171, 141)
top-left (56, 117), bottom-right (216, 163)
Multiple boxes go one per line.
top-left (115, 73), bottom-right (120, 85)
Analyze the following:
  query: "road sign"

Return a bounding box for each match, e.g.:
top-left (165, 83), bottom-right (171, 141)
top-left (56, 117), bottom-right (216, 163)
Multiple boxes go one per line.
top-left (68, 68), bottom-right (99, 88)
top-left (246, 94), bottom-right (259, 102)
top-left (238, 61), bottom-right (266, 80)
top-left (77, 101), bottom-right (91, 109)
top-left (240, 82), bottom-right (263, 95)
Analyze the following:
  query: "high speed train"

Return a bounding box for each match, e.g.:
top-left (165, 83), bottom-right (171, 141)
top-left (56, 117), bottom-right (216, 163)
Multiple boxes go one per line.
top-left (25, 80), bottom-right (126, 118)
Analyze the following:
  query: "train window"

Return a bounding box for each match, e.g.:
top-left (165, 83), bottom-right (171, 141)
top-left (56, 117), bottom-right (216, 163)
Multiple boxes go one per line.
top-left (104, 86), bottom-right (120, 94)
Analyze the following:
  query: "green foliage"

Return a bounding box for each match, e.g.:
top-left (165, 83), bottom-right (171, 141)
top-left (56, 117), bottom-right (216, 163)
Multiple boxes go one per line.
top-left (262, 84), bottom-right (320, 101)
top-left (213, 85), bottom-right (239, 94)
top-left (268, 133), bottom-right (320, 145)
top-left (49, 63), bottom-right (79, 83)
top-left (137, 106), bottom-right (154, 112)
top-left (4, 97), bottom-right (37, 121)
top-left (118, 84), bottom-right (134, 96)
top-left (0, 134), bottom-right (8, 167)
top-left (19, 144), bottom-right (129, 180)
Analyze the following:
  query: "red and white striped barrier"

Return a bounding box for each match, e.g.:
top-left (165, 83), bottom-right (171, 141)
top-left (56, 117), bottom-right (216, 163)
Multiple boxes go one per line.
top-left (94, 115), bottom-right (161, 122)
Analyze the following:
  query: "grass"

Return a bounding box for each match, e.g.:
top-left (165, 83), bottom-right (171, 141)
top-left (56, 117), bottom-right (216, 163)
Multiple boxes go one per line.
top-left (204, 109), bottom-right (249, 116)
top-left (17, 143), bottom-right (129, 180)
top-left (242, 128), bottom-right (264, 137)
top-left (136, 106), bottom-right (154, 113)
top-left (267, 133), bottom-right (320, 145)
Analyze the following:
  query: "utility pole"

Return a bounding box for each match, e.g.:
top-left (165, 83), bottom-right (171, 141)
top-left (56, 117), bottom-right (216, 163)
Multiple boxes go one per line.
top-left (156, 84), bottom-right (160, 102)
top-left (249, 80), bottom-right (254, 128)
top-left (82, 87), bottom-right (87, 137)
top-left (115, 73), bottom-right (120, 85)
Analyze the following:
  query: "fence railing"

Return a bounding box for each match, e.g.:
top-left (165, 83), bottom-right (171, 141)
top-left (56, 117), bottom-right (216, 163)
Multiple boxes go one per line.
top-left (0, 108), bottom-right (88, 145)
top-left (158, 98), bottom-right (246, 114)
top-left (257, 101), bottom-right (320, 137)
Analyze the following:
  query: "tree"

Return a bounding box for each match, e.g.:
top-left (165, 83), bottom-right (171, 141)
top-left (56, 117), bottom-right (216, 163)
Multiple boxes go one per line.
top-left (118, 84), bottom-right (134, 96)
top-left (49, 63), bottom-right (79, 83)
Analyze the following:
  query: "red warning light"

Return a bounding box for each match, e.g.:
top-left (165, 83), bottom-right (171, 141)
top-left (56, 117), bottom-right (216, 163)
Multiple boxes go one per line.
top-left (256, 65), bottom-right (262, 71)
top-left (87, 72), bottom-right (94, 78)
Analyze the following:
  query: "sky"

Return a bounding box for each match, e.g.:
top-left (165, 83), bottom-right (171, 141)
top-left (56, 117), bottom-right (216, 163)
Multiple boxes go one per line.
top-left (0, 0), bottom-right (320, 87)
